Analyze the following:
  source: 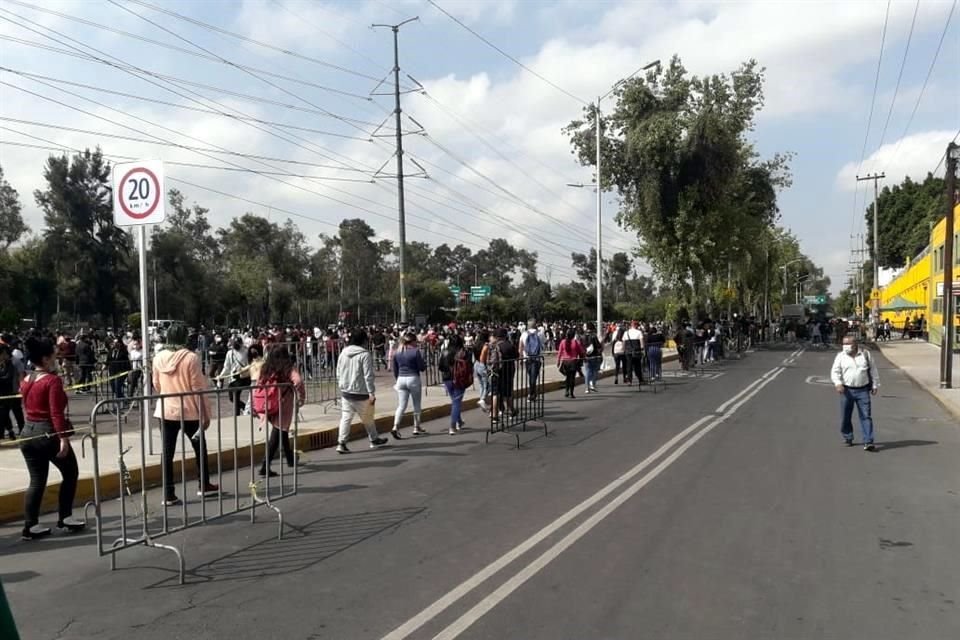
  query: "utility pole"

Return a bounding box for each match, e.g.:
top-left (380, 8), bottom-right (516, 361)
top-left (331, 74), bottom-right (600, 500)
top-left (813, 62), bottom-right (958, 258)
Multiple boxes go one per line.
top-left (940, 142), bottom-right (958, 389)
top-left (372, 17), bottom-right (418, 325)
top-left (856, 172), bottom-right (885, 330)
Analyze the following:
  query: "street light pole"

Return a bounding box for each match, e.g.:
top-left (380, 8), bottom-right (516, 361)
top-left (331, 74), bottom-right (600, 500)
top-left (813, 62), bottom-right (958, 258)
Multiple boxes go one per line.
top-left (595, 94), bottom-right (603, 337)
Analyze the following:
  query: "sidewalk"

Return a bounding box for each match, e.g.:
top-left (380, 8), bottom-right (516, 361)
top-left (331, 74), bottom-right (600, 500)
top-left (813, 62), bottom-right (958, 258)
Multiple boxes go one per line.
top-left (0, 352), bottom-right (676, 521)
top-left (875, 340), bottom-right (960, 420)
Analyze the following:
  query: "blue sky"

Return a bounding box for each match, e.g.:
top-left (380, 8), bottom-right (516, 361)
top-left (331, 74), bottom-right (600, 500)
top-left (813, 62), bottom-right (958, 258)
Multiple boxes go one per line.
top-left (1, 0), bottom-right (957, 291)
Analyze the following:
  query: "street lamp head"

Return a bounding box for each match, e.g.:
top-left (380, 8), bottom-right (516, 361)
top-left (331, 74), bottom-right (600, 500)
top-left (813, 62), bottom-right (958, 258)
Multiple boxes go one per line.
top-left (642, 60), bottom-right (661, 70)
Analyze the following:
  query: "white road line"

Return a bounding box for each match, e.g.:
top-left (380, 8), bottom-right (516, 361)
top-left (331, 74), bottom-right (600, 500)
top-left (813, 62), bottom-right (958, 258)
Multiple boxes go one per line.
top-left (381, 365), bottom-right (786, 640)
top-left (432, 366), bottom-right (788, 640)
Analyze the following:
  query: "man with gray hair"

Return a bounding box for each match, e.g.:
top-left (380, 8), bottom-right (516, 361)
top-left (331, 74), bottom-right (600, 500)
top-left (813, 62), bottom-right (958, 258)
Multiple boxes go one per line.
top-left (520, 319), bottom-right (544, 401)
top-left (830, 334), bottom-right (880, 451)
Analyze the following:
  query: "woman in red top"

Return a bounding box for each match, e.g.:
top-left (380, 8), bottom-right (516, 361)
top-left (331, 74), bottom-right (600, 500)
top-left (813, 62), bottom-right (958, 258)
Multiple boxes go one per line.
top-left (19, 336), bottom-right (84, 540)
top-left (556, 328), bottom-right (586, 399)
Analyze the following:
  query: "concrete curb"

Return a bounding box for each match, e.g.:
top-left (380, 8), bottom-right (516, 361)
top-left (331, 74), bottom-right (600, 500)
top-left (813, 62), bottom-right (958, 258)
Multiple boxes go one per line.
top-left (0, 354), bottom-right (678, 523)
top-left (876, 345), bottom-right (960, 422)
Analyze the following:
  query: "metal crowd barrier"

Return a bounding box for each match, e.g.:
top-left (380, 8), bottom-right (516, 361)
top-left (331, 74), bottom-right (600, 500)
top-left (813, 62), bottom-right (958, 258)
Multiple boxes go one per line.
top-left (486, 355), bottom-right (548, 448)
top-left (87, 383), bottom-right (299, 585)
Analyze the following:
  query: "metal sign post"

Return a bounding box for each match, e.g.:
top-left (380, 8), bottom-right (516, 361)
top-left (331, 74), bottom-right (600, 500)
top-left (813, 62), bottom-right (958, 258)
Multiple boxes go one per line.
top-left (112, 160), bottom-right (166, 453)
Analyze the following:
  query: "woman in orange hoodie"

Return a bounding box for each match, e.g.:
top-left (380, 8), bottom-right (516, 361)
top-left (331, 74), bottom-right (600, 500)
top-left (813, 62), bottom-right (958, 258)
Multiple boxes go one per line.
top-left (152, 325), bottom-right (217, 506)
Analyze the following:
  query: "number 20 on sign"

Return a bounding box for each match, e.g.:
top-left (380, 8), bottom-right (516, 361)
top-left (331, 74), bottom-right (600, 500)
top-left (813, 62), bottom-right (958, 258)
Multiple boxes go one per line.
top-left (112, 160), bottom-right (165, 226)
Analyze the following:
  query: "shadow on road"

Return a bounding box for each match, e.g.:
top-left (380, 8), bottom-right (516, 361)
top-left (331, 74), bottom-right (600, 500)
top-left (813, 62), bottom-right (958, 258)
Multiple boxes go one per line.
top-left (147, 506), bottom-right (425, 587)
top-left (878, 439), bottom-right (938, 451)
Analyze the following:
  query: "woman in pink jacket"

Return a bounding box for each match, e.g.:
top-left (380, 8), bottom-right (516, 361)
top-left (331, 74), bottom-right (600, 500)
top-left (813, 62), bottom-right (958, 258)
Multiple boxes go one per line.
top-left (557, 328), bottom-right (586, 398)
top-left (152, 325), bottom-right (217, 506)
top-left (256, 345), bottom-right (305, 477)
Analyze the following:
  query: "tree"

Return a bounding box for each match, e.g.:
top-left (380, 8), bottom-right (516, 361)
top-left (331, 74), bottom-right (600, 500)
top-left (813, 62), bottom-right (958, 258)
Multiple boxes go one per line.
top-left (867, 173), bottom-right (945, 268)
top-left (34, 149), bottom-right (134, 326)
top-left (565, 56), bottom-right (791, 308)
top-left (0, 167), bottom-right (28, 250)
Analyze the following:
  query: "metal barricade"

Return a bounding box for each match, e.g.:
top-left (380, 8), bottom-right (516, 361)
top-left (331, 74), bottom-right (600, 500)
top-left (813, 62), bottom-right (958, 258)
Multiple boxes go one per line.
top-left (88, 382), bottom-right (299, 585)
top-left (420, 344), bottom-right (442, 389)
top-left (486, 356), bottom-right (548, 448)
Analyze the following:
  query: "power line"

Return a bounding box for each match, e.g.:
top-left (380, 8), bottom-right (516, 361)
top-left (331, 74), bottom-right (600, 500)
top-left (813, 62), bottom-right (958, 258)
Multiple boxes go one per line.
top-left (889, 0), bottom-right (957, 165)
top-left (0, 0), bottom-right (376, 102)
top-left (872, 0), bottom-right (920, 161)
top-left (424, 0), bottom-right (587, 105)
top-left (121, 0), bottom-right (393, 84)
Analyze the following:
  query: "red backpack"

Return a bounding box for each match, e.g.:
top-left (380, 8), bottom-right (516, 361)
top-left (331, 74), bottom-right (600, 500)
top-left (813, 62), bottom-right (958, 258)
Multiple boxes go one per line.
top-left (253, 375), bottom-right (288, 417)
top-left (452, 351), bottom-right (473, 390)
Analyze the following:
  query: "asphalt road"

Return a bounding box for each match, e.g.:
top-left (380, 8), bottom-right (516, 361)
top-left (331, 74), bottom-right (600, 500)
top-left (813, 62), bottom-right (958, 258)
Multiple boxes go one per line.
top-left (2, 346), bottom-right (958, 640)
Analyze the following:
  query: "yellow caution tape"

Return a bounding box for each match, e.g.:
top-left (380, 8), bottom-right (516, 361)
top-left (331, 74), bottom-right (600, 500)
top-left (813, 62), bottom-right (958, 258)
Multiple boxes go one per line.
top-left (0, 370), bottom-right (130, 401)
top-left (0, 425), bottom-right (94, 448)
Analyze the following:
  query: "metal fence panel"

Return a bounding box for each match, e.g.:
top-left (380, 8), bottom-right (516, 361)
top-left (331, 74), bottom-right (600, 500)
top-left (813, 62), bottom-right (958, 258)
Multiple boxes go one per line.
top-left (486, 356), bottom-right (547, 448)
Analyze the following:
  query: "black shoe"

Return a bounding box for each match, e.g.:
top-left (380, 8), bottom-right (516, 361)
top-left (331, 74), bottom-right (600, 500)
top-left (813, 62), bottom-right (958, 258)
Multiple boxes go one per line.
top-left (614, 379), bottom-right (619, 385)
top-left (259, 468), bottom-right (279, 478)
top-left (844, 439), bottom-right (854, 447)
top-left (369, 437), bottom-right (388, 449)
top-left (390, 429), bottom-right (403, 440)
top-left (336, 442), bottom-right (350, 454)
top-left (21, 525), bottom-right (52, 541)
top-left (864, 443), bottom-right (877, 452)
top-left (57, 517), bottom-right (85, 533)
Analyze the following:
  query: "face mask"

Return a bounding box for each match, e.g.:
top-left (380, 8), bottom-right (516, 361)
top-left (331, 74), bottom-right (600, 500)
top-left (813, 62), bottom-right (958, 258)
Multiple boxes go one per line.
top-left (842, 345), bottom-right (854, 354)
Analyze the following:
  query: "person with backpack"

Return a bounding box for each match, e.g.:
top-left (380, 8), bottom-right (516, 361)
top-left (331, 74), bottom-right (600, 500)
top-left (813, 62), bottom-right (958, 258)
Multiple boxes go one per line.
top-left (556, 328), bottom-right (586, 398)
top-left (520, 319), bottom-right (544, 402)
top-left (336, 329), bottom-right (388, 454)
top-left (254, 345), bottom-right (304, 476)
top-left (645, 323), bottom-right (666, 381)
top-left (391, 332), bottom-right (427, 438)
top-left (18, 336), bottom-right (85, 539)
top-left (488, 328), bottom-right (518, 422)
top-left (152, 325), bottom-right (218, 506)
top-left (438, 334), bottom-right (472, 435)
top-left (581, 323), bottom-right (604, 394)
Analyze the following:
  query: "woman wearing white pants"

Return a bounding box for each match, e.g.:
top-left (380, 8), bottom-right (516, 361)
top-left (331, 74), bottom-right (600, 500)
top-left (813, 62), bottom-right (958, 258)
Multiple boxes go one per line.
top-left (391, 332), bottom-right (426, 438)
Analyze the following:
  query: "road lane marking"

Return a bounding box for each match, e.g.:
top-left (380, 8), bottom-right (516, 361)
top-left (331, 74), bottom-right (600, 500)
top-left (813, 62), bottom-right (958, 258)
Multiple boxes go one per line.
top-left (381, 365), bottom-right (786, 640)
top-left (431, 365), bottom-right (788, 640)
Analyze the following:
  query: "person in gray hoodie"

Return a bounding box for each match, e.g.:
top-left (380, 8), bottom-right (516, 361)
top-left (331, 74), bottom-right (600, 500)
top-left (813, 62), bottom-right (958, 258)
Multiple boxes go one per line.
top-left (336, 329), bottom-right (388, 454)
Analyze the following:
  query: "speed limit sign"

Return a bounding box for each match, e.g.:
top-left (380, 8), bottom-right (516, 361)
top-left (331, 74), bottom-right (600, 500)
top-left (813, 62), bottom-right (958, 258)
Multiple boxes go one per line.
top-left (112, 160), bottom-right (165, 226)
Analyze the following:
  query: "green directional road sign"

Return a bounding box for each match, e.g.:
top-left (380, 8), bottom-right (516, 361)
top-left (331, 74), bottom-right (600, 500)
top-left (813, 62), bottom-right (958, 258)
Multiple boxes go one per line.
top-left (804, 295), bottom-right (828, 306)
top-left (469, 285), bottom-right (492, 302)
top-left (449, 286), bottom-right (460, 296)
top-left (816, 294), bottom-right (827, 304)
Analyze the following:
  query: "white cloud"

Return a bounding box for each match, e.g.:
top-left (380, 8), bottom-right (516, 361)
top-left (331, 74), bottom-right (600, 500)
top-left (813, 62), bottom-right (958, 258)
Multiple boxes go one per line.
top-left (835, 129), bottom-right (957, 189)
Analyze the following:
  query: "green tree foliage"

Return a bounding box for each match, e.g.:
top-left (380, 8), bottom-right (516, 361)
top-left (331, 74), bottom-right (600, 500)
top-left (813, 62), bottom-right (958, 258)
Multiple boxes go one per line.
top-left (565, 56), bottom-right (792, 310)
top-left (0, 167), bottom-right (28, 250)
top-left (34, 150), bottom-right (134, 326)
top-left (866, 173), bottom-right (945, 268)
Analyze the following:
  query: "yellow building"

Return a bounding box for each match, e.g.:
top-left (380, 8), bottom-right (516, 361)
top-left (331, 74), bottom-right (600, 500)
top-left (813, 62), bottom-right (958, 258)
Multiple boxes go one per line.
top-left (881, 203), bottom-right (960, 344)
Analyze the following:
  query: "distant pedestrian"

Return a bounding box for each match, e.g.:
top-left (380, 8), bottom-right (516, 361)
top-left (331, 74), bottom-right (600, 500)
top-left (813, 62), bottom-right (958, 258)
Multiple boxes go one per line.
top-left (830, 335), bottom-right (880, 451)
top-left (335, 329), bottom-right (388, 454)
top-left (520, 319), bottom-right (544, 401)
top-left (581, 323), bottom-right (603, 394)
top-left (0, 345), bottom-right (21, 439)
top-left (255, 345), bottom-right (304, 477)
top-left (557, 328), bottom-right (585, 398)
top-left (391, 332), bottom-right (427, 438)
top-left (488, 328), bottom-right (518, 421)
top-left (439, 335), bottom-right (472, 435)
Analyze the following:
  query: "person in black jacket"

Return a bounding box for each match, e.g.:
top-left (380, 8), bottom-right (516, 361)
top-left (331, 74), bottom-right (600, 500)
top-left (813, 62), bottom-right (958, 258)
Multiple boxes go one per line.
top-left (107, 338), bottom-right (131, 401)
top-left (0, 345), bottom-right (19, 439)
top-left (74, 336), bottom-right (97, 394)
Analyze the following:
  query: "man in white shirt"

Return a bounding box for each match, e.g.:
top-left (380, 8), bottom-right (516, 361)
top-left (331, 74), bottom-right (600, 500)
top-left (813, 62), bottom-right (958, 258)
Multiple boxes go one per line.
top-left (830, 335), bottom-right (880, 451)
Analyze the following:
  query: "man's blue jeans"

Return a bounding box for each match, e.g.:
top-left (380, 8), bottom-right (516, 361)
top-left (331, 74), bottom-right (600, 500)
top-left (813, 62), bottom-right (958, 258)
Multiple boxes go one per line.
top-left (841, 386), bottom-right (875, 444)
top-left (525, 358), bottom-right (542, 399)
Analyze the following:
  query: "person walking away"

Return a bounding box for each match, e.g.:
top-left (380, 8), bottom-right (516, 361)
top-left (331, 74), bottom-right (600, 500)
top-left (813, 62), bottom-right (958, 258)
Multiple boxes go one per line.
top-left (645, 324), bottom-right (665, 380)
top-left (127, 337), bottom-right (144, 397)
top-left (391, 332), bottom-right (427, 438)
top-left (18, 336), bottom-right (84, 539)
top-left (439, 335), bottom-right (472, 435)
top-left (336, 329), bottom-right (388, 454)
top-left (473, 330), bottom-right (491, 413)
top-left (830, 335), bottom-right (880, 451)
top-left (624, 321), bottom-right (645, 386)
top-left (107, 337), bottom-right (131, 403)
top-left (74, 335), bottom-right (95, 394)
top-left (152, 325), bottom-right (218, 506)
top-left (254, 345), bottom-right (305, 476)
top-left (582, 323), bottom-right (603, 394)
top-left (221, 338), bottom-right (249, 416)
top-left (0, 345), bottom-right (20, 439)
top-left (612, 323), bottom-right (628, 384)
top-left (488, 329), bottom-right (518, 421)
top-left (557, 328), bottom-right (585, 398)
top-left (207, 334), bottom-right (228, 387)
top-left (520, 319), bottom-right (544, 401)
